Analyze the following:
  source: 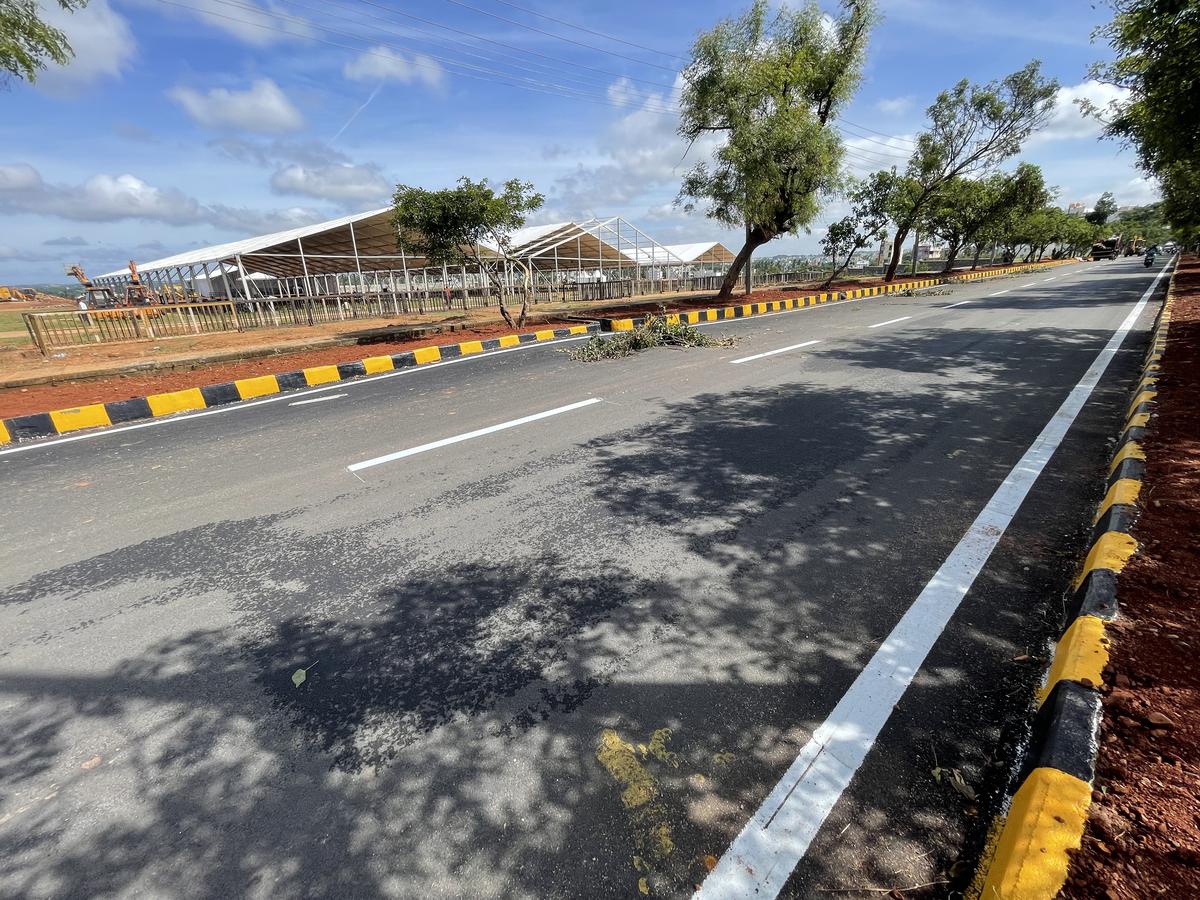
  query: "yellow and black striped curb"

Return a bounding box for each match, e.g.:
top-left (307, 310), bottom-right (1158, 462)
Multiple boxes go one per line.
top-left (968, 268), bottom-right (1174, 900)
top-left (0, 324), bottom-right (597, 445)
top-left (598, 260), bottom-right (1073, 332)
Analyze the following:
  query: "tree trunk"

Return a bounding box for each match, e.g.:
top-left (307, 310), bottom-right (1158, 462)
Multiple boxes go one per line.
top-left (884, 225), bottom-right (911, 282)
top-left (970, 244), bottom-right (983, 270)
top-left (718, 227), bottom-right (768, 300)
top-left (940, 243), bottom-right (962, 274)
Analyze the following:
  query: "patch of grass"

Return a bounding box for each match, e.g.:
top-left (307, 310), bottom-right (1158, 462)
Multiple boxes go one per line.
top-left (0, 310), bottom-right (29, 330)
top-left (567, 316), bottom-right (735, 361)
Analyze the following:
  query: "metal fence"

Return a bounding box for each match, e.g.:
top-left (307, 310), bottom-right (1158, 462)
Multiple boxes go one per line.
top-left (22, 262), bottom-right (984, 353)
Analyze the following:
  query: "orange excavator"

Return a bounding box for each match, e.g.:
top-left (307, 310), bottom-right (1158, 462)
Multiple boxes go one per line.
top-left (66, 264), bottom-right (121, 311)
top-left (125, 260), bottom-right (160, 306)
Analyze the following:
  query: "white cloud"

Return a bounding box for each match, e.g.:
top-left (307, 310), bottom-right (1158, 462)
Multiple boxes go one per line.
top-left (270, 163), bottom-right (391, 204)
top-left (343, 47), bottom-right (445, 89)
top-left (205, 204), bottom-right (326, 234)
top-left (0, 163), bottom-right (44, 192)
top-left (549, 74), bottom-right (708, 215)
top-left (125, 0), bottom-right (311, 46)
top-left (876, 96), bottom-right (914, 116)
top-left (0, 162), bottom-right (327, 233)
top-left (33, 0), bottom-right (135, 93)
top-left (606, 77), bottom-right (638, 108)
top-left (169, 79), bottom-right (304, 134)
top-left (1030, 80), bottom-right (1130, 144)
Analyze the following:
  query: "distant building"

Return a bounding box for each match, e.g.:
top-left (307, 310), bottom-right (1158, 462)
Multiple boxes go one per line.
top-left (1067, 202), bottom-right (1086, 217)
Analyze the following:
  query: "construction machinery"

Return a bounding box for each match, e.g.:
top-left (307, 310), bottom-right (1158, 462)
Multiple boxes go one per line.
top-left (66, 264), bottom-right (121, 310)
top-left (1089, 237), bottom-right (1121, 260)
top-left (125, 260), bottom-right (159, 306)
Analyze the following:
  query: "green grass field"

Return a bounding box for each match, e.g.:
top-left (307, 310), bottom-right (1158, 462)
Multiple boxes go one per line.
top-left (0, 310), bottom-right (30, 332)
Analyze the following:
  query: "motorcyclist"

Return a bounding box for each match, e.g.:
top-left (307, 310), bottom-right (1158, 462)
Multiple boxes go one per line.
top-left (1144, 245), bottom-right (1157, 267)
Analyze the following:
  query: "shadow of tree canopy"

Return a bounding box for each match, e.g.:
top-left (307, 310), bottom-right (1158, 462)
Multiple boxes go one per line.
top-left (0, 314), bottom-right (1151, 898)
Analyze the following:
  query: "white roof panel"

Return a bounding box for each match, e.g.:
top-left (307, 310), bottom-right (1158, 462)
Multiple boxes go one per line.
top-left (98, 207), bottom-right (392, 279)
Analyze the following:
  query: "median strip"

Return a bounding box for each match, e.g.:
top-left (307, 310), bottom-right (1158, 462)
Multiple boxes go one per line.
top-left (347, 397), bottom-right (603, 473)
top-left (0, 324), bottom-right (597, 449)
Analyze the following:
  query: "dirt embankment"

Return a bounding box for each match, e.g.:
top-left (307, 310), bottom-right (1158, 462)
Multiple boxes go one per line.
top-left (0, 320), bottom-right (578, 418)
top-left (1062, 255), bottom-right (1200, 899)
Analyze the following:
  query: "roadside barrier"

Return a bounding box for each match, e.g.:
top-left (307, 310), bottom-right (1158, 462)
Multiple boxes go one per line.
top-left (0, 324), bottom-right (596, 445)
top-left (967, 265), bottom-right (1173, 900)
top-left (596, 259), bottom-right (1072, 332)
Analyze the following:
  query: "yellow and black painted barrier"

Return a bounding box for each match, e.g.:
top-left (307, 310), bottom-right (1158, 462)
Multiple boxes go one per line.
top-left (0, 324), bottom-right (597, 445)
top-left (597, 260), bottom-right (1072, 332)
top-left (968, 268), bottom-right (1173, 900)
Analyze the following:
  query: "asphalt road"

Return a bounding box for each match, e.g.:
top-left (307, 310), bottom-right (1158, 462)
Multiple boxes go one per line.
top-left (0, 257), bottom-right (1168, 899)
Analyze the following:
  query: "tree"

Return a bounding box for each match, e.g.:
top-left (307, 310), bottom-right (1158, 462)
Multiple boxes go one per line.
top-left (1107, 202), bottom-right (1171, 245)
top-left (881, 62), bottom-right (1058, 281)
top-left (1085, 191), bottom-right (1117, 225)
top-left (677, 0), bottom-right (877, 300)
top-left (967, 164), bottom-right (1051, 267)
top-left (1, 0), bottom-right (86, 85)
top-left (820, 171), bottom-right (895, 286)
top-left (1087, 1), bottom-right (1200, 237)
top-left (391, 177), bottom-right (544, 328)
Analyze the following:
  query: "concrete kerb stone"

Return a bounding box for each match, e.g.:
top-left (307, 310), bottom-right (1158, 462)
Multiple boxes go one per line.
top-left (591, 259), bottom-right (1073, 332)
top-left (967, 262), bottom-right (1176, 900)
top-left (0, 324), bottom-right (598, 445)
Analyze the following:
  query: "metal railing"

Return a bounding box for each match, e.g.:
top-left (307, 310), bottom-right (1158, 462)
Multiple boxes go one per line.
top-left (21, 259), bottom-right (1005, 353)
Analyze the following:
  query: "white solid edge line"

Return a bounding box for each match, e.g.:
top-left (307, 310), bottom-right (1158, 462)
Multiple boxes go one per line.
top-left (730, 340), bottom-right (821, 365)
top-left (867, 316), bottom-right (911, 328)
top-left (694, 259), bottom-right (1172, 900)
top-left (942, 300), bottom-right (972, 309)
top-left (347, 397), bottom-right (603, 473)
top-left (289, 393), bottom-right (347, 406)
top-left (0, 334), bottom-right (593, 459)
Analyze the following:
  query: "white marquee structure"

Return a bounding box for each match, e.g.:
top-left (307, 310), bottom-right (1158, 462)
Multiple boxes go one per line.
top-left (94, 209), bottom-right (732, 303)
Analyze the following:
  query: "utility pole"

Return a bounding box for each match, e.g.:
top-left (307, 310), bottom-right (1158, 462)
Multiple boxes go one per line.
top-left (910, 230), bottom-right (920, 275)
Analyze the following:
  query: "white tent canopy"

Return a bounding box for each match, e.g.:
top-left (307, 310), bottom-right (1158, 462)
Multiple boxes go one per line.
top-left (91, 208), bottom-right (731, 298)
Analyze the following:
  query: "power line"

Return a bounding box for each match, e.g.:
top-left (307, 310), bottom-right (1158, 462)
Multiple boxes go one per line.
top-left (480, 0), bottom-right (687, 62)
top-left (289, 0), bottom-right (651, 98)
top-left (837, 117), bottom-right (918, 146)
top-left (338, 0), bottom-right (676, 92)
top-left (166, 0), bottom-right (682, 115)
top-left (437, 0), bottom-right (680, 73)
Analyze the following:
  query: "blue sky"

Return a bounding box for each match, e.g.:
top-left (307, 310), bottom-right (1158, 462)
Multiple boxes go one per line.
top-left (1, 0), bottom-right (1150, 283)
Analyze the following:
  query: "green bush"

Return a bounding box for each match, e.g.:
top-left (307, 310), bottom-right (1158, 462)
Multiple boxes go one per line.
top-left (567, 316), bottom-right (735, 361)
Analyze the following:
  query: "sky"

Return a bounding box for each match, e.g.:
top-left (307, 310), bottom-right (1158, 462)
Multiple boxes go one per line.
top-left (0, 0), bottom-right (1153, 283)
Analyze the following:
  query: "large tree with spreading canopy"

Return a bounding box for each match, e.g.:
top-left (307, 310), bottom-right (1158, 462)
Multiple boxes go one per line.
top-left (677, 0), bottom-right (878, 299)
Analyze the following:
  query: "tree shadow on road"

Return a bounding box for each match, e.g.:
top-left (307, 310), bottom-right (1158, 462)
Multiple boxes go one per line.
top-left (0, 321), bottom-right (1150, 898)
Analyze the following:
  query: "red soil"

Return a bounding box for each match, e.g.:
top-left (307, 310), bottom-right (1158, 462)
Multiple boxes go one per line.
top-left (1061, 255), bottom-right (1200, 899)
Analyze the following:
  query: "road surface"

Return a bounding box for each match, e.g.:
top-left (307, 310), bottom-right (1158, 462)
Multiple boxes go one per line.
top-left (0, 257), bottom-right (1168, 898)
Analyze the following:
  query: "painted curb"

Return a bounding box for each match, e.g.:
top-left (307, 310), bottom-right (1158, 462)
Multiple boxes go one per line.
top-left (967, 264), bottom-right (1175, 900)
top-left (0, 324), bottom-right (597, 445)
top-left (596, 260), bottom-right (1073, 332)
